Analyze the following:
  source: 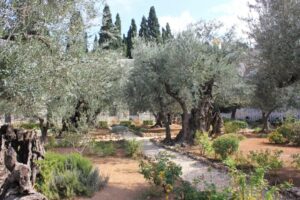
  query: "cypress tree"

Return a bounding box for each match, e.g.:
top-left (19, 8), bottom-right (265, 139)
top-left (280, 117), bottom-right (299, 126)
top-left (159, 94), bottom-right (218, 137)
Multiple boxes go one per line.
top-left (147, 6), bottom-right (161, 43)
top-left (162, 23), bottom-right (173, 42)
top-left (126, 19), bottom-right (137, 58)
top-left (93, 35), bottom-right (98, 52)
top-left (115, 13), bottom-right (121, 35)
top-left (99, 4), bottom-right (114, 49)
top-left (139, 16), bottom-right (149, 40)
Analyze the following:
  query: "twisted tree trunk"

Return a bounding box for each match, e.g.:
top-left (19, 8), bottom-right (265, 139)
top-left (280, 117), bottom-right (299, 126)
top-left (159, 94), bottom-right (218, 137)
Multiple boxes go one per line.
top-left (0, 125), bottom-right (46, 200)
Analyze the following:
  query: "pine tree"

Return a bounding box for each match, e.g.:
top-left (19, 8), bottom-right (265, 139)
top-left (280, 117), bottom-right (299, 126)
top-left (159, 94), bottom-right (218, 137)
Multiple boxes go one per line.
top-left (93, 35), bottom-right (98, 52)
top-left (162, 23), bottom-right (173, 42)
top-left (147, 6), bottom-right (161, 43)
top-left (84, 32), bottom-right (88, 53)
top-left (139, 16), bottom-right (149, 39)
top-left (115, 13), bottom-right (121, 35)
top-left (126, 19), bottom-right (137, 58)
top-left (99, 4), bottom-right (114, 49)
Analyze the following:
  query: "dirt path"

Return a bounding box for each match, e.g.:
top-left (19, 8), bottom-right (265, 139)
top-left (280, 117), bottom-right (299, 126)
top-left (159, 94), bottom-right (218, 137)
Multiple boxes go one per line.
top-left (77, 155), bottom-right (151, 200)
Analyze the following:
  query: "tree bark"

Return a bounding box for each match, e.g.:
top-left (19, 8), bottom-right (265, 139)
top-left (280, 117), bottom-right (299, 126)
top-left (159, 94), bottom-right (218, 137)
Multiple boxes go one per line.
top-left (152, 112), bottom-right (164, 128)
top-left (231, 108), bottom-right (237, 120)
top-left (38, 118), bottom-right (49, 144)
top-left (261, 111), bottom-right (271, 132)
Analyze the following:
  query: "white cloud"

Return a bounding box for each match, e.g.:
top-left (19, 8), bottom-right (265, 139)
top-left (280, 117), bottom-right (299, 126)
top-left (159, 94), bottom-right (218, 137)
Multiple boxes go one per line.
top-left (108, 0), bottom-right (138, 12)
top-left (211, 0), bottom-right (255, 39)
top-left (159, 11), bottom-right (196, 33)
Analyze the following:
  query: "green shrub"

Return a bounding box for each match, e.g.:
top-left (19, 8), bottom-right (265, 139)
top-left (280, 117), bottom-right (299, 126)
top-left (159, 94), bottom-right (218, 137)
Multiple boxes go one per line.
top-left (248, 149), bottom-right (283, 170)
top-left (124, 139), bottom-right (141, 158)
top-left (36, 153), bottom-right (108, 200)
top-left (45, 136), bottom-right (57, 149)
top-left (20, 122), bottom-right (39, 130)
top-left (291, 154), bottom-right (300, 169)
top-left (143, 120), bottom-right (154, 126)
top-left (98, 121), bottom-right (108, 129)
top-left (224, 120), bottom-right (248, 133)
top-left (111, 125), bottom-right (128, 133)
top-left (174, 182), bottom-right (230, 200)
top-left (271, 121), bottom-right (300, 146)
top-left (87, 141), bottom-right (116, 157)
top-left (212, 134), bottom-right (240, 160)
top-left (139, 152), bottom-right (182, 198)
top-left (120, 121), bottom-right (132, 127)
top-left (194, 131), bottom-right (212, 156)
top-left (268, 131), bottom-right (287, 144)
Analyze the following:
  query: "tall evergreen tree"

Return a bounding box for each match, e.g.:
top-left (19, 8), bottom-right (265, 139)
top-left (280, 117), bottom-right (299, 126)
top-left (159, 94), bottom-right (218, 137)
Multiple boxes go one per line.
top-left (139, 16), bottom-right (149, 39)
top-left (93, 35), bottom-right (98, 51)
top-left (115, 13), bottom-right (121, 35)
top-left (99, 4), bottom-right (115, 49)
top-left (147, 6), bottom-right (161, 43)
top-left (126, 19), bottom-right (137, 58)
top-left (162, 23), bottom-right (173, 42)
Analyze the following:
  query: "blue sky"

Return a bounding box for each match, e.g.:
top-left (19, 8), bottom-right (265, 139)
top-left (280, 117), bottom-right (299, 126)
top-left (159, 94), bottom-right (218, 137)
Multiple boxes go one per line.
top-left (86, 0), bottom-right (253, 41)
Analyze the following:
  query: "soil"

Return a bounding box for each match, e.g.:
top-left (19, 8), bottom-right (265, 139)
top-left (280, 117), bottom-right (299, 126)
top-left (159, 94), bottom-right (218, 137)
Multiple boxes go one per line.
top-left (50, 147), bottom-right (163, 200)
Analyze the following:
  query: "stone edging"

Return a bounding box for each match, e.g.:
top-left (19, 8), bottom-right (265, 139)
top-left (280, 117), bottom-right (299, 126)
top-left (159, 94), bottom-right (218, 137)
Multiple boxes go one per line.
top-left (149, 139), bottom-right (300, 200)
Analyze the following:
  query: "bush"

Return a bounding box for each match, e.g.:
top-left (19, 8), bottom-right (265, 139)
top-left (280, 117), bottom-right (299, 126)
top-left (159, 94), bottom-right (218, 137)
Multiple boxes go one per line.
top-left (270, 121), bottom-right (300, 146)
top-left (291, 154), bottom-right (300, 169)
top-left (87, 141), bottom-right (116, 157)
top-left (212, 134), bottom-right (240, 160)
top-left (98, 121), bottom-right (108, 129)
top-left (194, 131), bottom-right (212, 156)
top-left (111, 125), bottom-right (128, 133)
top-left (140, 152), bottom-right (182, 198)
top-left (248, 149), bottom-right (283, 170)
top-left (120, 121), bottom-right (132, 127)
top-left (174, 182), bottom-right (230, 200)
top-left (224, 120), bottom-right (247, 133)
top-left (36, 153), bottom-right (108, 199)
top-left (124, 139), bottom-right (141, 158)
top-left (20, 122), bottom-right (39, 130)
top-left (143, 120), bottom-right (153, 126)
top-left (268, 131), bottom-right (287, 144)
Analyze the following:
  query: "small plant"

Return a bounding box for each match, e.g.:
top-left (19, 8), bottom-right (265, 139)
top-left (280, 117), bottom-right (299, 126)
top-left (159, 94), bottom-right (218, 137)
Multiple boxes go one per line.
top-left (36, 153), bottom-right (108, 200)
top-left (139, 152), bottom-right (182, 199)
top-left (98, 121), bottom-right (108, 129)
top-left (212, 134), bottom-right (240, 160)
top-left (143, 120), bottom-right (154, 126)
top-left (224, 120), bottom-right (248, 133)
top-left (19, 122), bottom-right (39, 130)
top-left (248, 149), bottom-right (283, 170)
top-left (87, 141), bottom-right (116, 157)
top-left (124, 139), bottom-right (141, 158)
top-left (291, 154), bottom-right (300, 169)
top-left (120, 121), bottom-right (132, 127)
top-left (268, 131), bottom-right (287, 144)
top-left (194, 131), bottom-right (212, 156)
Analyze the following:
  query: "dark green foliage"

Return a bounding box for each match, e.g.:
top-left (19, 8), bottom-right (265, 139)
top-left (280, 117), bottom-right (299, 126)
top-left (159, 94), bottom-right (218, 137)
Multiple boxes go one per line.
top-left (19, 122), bottom-right (39, 130)
top-left (162, 23), bottom-right (173, 43)
top-left (120, 120), bottom-right (132, 127)
top-left (87, 141), bottom-right (116, 157)
top-left (126, 19), bottom-right (137, 58)
top-left (98, 4), bottom-right (121, 49)
top-left (143, 120), bottom-right (153, 126)
top-left (139, 16), bottom-right (149, 39)
top-left (36, 153), bottom-right (107, 199)
top-left (269, 121), bottom-right (300, 146)
top-left (224, 120), bottom-right (248, 133)
top-left (147, 6), bottom-right (161, 43)
top-left (212, 134), bottom-right (240, 159)
top-left (124, 139), bottom-right (141, 158)
top-left (98, 121), bottom-right (108, 129)
top-left (174, 182), bottom-right (230, 200)
top-left (114, 13), bottom-right (121, 34)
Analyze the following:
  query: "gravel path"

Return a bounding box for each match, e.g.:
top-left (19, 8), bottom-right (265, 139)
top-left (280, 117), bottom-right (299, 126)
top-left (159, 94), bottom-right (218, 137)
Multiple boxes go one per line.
top-left (122, 131), bottom-right (231, 191)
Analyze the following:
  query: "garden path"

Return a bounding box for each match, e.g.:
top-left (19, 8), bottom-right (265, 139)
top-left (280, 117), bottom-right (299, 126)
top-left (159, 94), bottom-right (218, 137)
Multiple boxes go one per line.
top-left (122, 131), bottom-right (231, 191)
